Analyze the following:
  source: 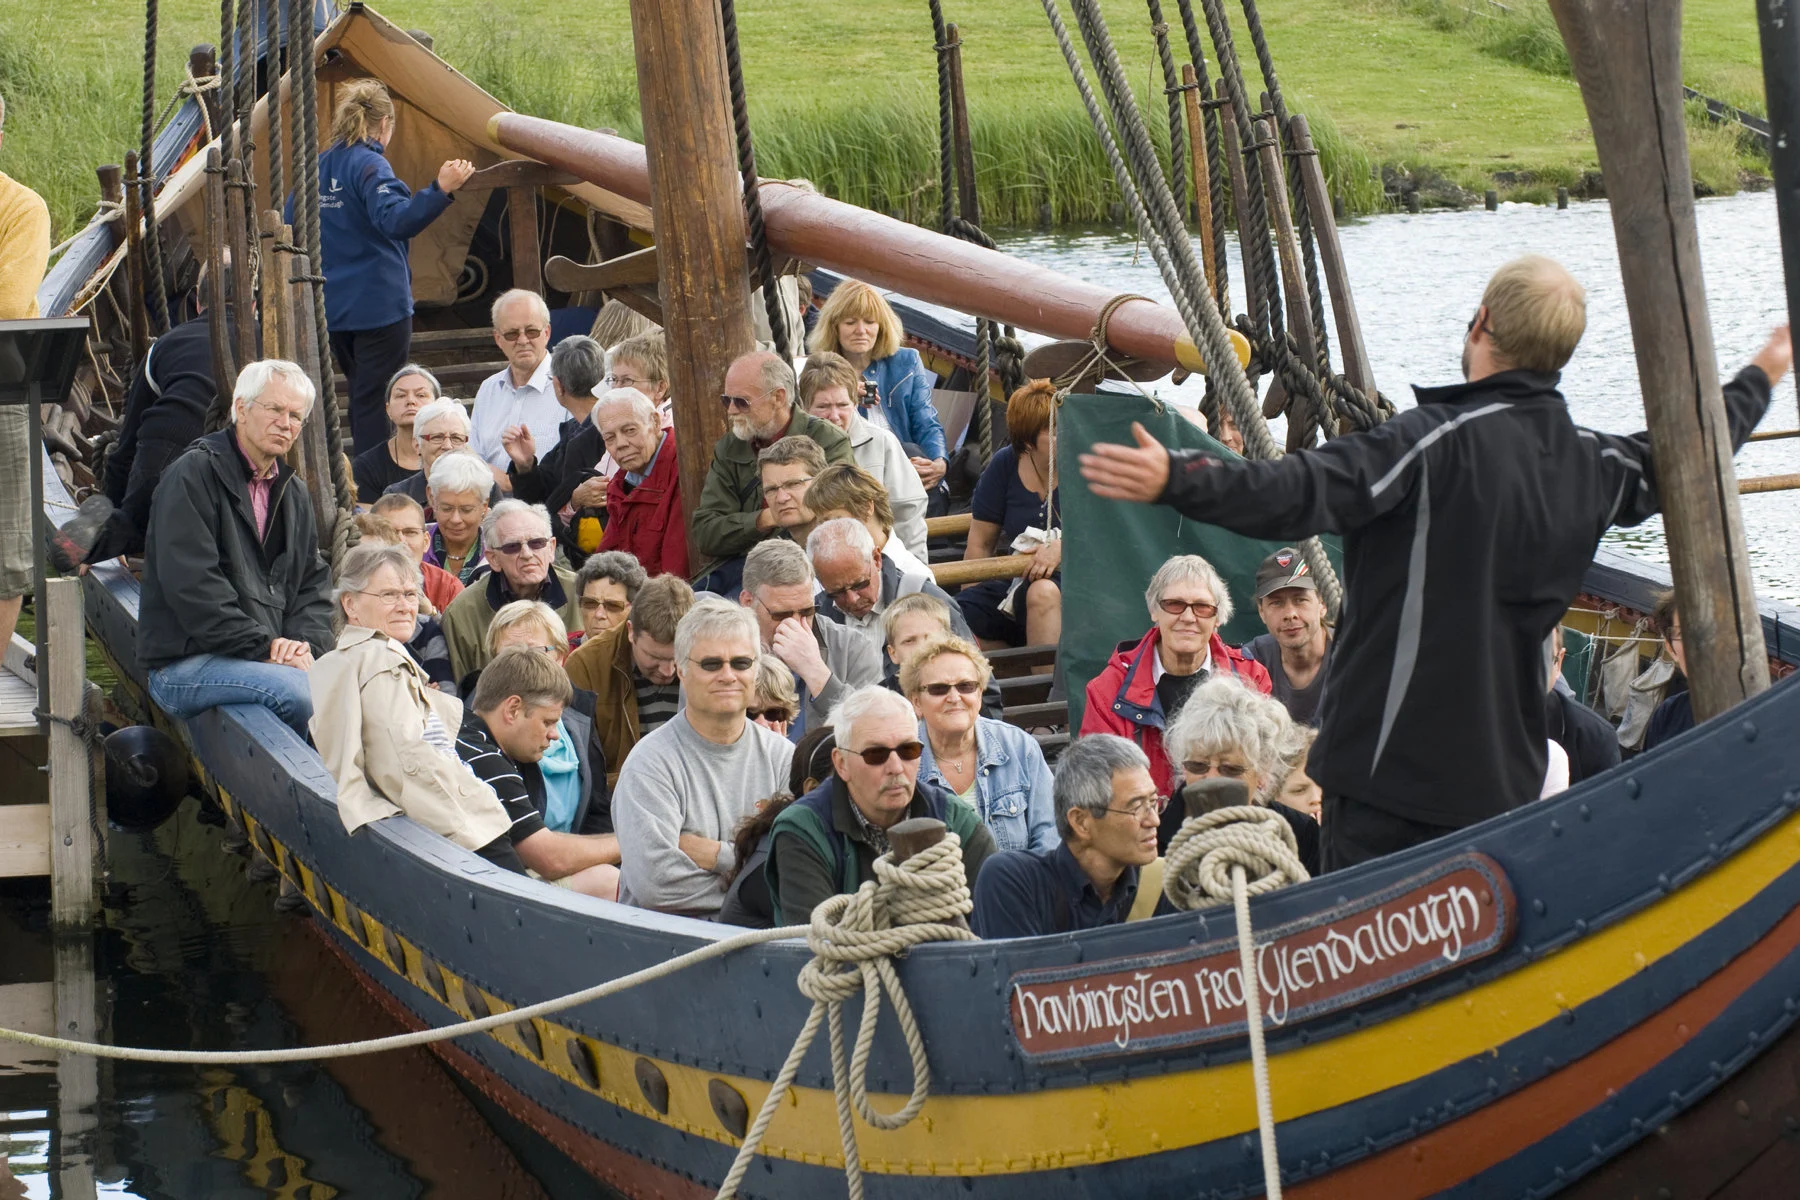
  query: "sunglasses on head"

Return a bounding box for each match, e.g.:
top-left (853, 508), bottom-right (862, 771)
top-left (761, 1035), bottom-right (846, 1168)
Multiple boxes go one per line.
top-left (922, 679), bottom-right (982, 698)
top-left (1159, 598), bottom-right (1218, 618)
top-left (493, 536), bottom-right (553, 557)
top-left (845, 740), bottom-right (924, 767)
top-left (692, 655), bottom-right (757, 673)
top-left (748, 705), bottom-right (795, 724)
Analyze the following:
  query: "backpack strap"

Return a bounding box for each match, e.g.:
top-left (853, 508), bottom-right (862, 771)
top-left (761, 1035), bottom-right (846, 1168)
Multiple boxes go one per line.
top-left (1127, 859), bottom-right (1166, 922)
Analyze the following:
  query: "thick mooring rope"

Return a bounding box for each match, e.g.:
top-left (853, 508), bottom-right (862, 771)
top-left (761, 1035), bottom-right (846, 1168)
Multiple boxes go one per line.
top-left (1163, 805), bottom-right (1310, 1200)
top-left (718, 0), bottom-right (794, 361)
top-left (716, 834), bottom-right (977, 1200)
top-left (140, 0), bottom-right (171, 336)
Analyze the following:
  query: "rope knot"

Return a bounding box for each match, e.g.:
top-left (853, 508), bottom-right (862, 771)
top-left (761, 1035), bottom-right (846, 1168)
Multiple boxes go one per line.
top-left (1163, 804), bottom-right (1309, 912)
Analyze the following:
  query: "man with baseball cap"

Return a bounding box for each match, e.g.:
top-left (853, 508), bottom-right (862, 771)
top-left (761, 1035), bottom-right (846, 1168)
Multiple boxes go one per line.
top-left (1242, 547), bottom-right (1333, 726)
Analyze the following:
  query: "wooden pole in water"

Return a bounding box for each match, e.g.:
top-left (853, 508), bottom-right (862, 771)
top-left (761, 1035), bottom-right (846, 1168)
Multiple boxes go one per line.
top-left (625, 0), bottom-right (755, 575)
top-left (1181, 64), bottom-right (1219, 300)
top-left (45, 578), bottom-right (97, 930)
top-left (1548, 0), bottom-right (1771, 719)
top-left (1758, 0), bottom-right (1800, 422)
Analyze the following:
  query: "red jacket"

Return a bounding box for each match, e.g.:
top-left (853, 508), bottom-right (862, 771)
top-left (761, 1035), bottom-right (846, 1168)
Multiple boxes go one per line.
top-left (1079, 626), bottom-right (1272, 797)
top-left (601, 431), bottom-right (688, 578)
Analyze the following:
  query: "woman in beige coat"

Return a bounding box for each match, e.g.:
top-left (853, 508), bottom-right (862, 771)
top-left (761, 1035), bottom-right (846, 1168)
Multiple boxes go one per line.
top-left (309, 542), bottom-right (524, 870)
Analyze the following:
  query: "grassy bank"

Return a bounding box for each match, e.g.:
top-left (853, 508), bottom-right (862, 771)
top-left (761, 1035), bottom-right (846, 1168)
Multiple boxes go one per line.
top-left (0, 0), bottom-right (1769, 239)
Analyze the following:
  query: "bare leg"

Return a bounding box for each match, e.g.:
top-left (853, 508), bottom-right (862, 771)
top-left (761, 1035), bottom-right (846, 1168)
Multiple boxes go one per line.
top-left (0, 594), bottom-right (21, 653)
top-left (1025, 579), bottom-right (1062, 648)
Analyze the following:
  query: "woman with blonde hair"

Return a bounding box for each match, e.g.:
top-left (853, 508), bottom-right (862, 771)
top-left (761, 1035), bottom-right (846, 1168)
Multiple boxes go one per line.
top-left (808, 280), bottom-right (948, 489)
top-left (302, 78), bottom-right (475, 454)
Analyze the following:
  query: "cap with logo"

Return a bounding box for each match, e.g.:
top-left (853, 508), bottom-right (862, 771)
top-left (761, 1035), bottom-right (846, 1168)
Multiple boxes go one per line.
top-left (1253, 547), bottom-right (1318, 599)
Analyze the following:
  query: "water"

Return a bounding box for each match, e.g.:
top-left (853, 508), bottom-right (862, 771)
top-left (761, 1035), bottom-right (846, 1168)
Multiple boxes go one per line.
top-left (0, 799), bottom-right (609, 1199)
top-left (999, 190), bottom-right (1800, 603)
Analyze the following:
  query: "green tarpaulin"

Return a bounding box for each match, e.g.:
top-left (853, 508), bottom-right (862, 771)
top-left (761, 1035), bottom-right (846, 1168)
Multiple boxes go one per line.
top-left (1055, 392), bottom-right (1342, 730)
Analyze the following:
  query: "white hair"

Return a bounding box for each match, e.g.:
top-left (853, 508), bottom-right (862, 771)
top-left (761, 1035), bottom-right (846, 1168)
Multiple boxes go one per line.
top-left (593, 386), bottom-right (658, 424)
top-left (426, 452), bottom-right (493, 501)
top-left (413, 398), bottom-right (471, 438)
top-left (491, 288), bottom-right (550, 327)
top-left (674, 595), bottom-right (760, 666)
top-left (743, 538), bottom-right (812, 594)
top-left (828, 686), bottom-right (915, 746)
top-left (1146, 553), bottom-right (1234, 627)
top-left (1163, 674), bottom-right (1291, 801)
top-left (481, 498), bottom-right (552, 547)
top-left (806, 516), bottom-right (876, 564)
top-left (230, 359), bottom-right (316, 423)
top-left (333, 542), bottom-right (420, 613)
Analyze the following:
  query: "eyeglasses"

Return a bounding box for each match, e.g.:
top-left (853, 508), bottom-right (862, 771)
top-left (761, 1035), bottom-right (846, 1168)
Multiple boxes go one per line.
top-left (499, 326), bottom-right (546, 342)
top-left (418, 431), bottom-right (470, 448)
top-left (248, 397), bottom-right (309, 428)
top-left (719, 393), bottom-right (758, 412)
top-left (1104, 794), bottom-right (1162, 819)
top-left (821, 577), bottom-right (872, 601)
top-left (754, 597), bottom-right (815, 623)
top-left (1182, 759), bottom-right (1249, 779)
top-left (605, 373), bottom-right (648, 389)
top-left (492, 536), bottom-right (553, 557)
top-left (355, 587), bottom-right (421, 607)
top-left (748, 705), bottom-right (795, 724)
top-left (691, 655), bottom-right (757, 673)
top-left (1158, 598), bottom-right (1219, 619)
top-left (846, 740), bottom-right (924, 766)
top-left (764, 476), bottom-right (814, 498)
top-left (582, 597), bottom-right (631, 615)
top-left (922, 679), bottom-right (982, 698)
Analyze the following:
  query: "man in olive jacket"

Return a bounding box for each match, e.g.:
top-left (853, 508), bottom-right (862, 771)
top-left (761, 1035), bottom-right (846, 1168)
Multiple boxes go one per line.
top-left (138, 361), bottom-right (333, 736)
top-left (691, 351), bottom-right (852, 580)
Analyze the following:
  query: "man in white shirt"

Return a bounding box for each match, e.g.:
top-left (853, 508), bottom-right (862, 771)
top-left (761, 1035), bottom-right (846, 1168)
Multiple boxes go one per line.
top-left (471, 289), bottom-right (564, 486)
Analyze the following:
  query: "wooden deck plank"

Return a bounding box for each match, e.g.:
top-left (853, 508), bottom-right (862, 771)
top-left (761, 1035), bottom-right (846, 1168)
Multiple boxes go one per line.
top-left (0, 802), bottom-right (50, 878)
top-left (0, 668), bottom-right (39, 736)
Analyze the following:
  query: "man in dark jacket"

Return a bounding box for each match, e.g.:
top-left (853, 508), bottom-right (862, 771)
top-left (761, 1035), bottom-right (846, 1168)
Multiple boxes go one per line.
top-left (138, 360), bottom-right (333, 736)
top-left (1081, 255), bottom-right (1791, 868)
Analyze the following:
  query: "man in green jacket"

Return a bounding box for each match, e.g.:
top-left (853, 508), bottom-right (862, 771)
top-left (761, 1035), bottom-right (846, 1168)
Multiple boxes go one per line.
top-left (442, 500), bottom-right (582, 680)
top-left (765, 685), bottom-right (995, 925)
top-left (691, 351), bottom-right (852, 585)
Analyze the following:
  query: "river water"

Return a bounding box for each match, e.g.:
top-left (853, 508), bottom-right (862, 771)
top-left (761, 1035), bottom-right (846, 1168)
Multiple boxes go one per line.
top-left (999, 189), bottom-right (1800, 604)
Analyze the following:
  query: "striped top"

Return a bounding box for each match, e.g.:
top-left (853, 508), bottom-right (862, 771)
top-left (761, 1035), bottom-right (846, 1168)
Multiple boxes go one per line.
top-left (633, 668), bottom-right (681, 737)
top-left (454, 710), bottom-right (546, 846)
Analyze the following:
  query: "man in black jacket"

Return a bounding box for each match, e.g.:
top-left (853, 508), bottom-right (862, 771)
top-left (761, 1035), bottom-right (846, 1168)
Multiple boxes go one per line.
top-left (138, 360), bottom-right (333, 736)
top-left (1081, 255), bottom-right (1791, 869)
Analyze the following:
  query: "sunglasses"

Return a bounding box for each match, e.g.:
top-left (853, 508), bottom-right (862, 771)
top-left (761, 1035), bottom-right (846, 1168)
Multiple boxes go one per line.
top-left (1159, 598), bottom-right (1219, 618)
top-left (845, 740), bottom-right (924, 767)
top-left (691, 655), bottom-right (757, 673)
top-left (719, 394), bottom-right (756, 412)
top-left (492, 537), bottom-right (553, 557)
top-left (1183, 759), bottom-right (1249, 779)
top-left (499, 326), bottom-right (546, 342)
top-left (748, 705), bottom-right (795, 724)
top-left (922, 679), bottom-right (982, 698)
top-left (822, 577), bottom-right (872, 601)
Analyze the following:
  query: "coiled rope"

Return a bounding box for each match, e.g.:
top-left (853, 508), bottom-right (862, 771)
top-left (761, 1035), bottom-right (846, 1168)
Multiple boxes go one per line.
top-left (140, 0), bottom-right (171, 336)
top-left (718, 0), bottom-right (794, 361)
top-left (716, 833), bottom-right (977, 1200)
top-left (1163, 805), bottom-right (1310, 1200)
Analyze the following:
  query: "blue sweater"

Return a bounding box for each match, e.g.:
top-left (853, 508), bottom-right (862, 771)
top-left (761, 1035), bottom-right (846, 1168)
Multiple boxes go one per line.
top-left (288, 139), bottom-right (454, 332)
top-left (861, 347), bottom-right (946, 462)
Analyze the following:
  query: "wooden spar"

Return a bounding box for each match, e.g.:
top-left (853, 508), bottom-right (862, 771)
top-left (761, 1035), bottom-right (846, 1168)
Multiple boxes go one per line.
top-left (1290, 115), bottom-right (1377, 404)
top-left (945, 23), bottom-right (980, 226)
top-left (1759, 0), bottom-right (1800, 421)
top-left (1216, 103), bottom-right (1266, 337)
top-left (257, 210), bottom-right (290, 361)
top-left (1747, 426), bottom-right (1800, 442)
top-left (507, 187), bottom-right (542, 296)
top-left (121, 151), bottom-right (150, 366)
top-left (224, 157), bottom-right (258, 368)
top-left (190, 45), bottom-right (224, 137)
top-left (288, 244), bottom-right (338, 550)
top-left (1738, 472), bottom-right (1800, 494)
top-left (1253, 116), bottom-right (1321, 450)
top-left (1548, 0), bottom-right (1771, 719)
top-left (201, 148), bottom-right (238, 399)
top-left (1181, 64), bottom-right (1219, 299)
top-left (487, 114), bottom-right (1252, 376)
top-left (932, 554), bottom-right (1037, 588)
top-left (625, 0), bottom-right (755, 575)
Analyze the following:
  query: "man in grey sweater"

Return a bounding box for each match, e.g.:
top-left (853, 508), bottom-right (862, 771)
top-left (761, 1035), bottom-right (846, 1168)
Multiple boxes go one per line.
top-left (740, 538), bottom-right (881, 739)
top-left (614, 597), bottom-right (795, 917)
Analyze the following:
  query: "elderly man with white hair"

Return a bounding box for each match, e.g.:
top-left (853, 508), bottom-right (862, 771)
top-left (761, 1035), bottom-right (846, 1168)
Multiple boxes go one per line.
top-left (613, 597), bottom-right (795, 917)
top-left (471, 289), bottom-right (564, 483)
top-left (590, 385), bottom-right (688, 577)
top-left (138, 360), bottom-right (334, 735)
top-left (441, 498), bottom-right (581, 679)
top-left (762, 685), bottom-right (995, 926)
top-left (382, 396), bottom-right (500, 513)
top-left (808, 516), bottom-right (969, 649)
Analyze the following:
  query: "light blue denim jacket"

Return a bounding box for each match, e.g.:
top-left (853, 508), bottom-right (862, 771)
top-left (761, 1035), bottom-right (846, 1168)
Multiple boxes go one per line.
top-left (861, 348), bottom-right (947, 462)
top-left (916, 716), bottom-right (1057, 853)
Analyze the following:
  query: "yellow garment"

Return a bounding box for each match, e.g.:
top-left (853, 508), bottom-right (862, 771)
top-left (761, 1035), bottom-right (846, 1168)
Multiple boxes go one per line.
top-left (0, 170), bottom-right (50, 319)
top-left (1127, 857), bottom-right (1165, 921)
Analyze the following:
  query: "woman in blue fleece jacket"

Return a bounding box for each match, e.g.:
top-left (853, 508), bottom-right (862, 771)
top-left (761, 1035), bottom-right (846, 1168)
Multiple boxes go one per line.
top-left (809, 280), bottom-right (948, 491)
top-left (298, 79), bottom-right (473, 455)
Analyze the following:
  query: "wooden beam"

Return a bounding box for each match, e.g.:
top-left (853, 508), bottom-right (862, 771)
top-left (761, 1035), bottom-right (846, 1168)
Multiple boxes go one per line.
top-left (932, 554), bottom-right (1037, 588)
top-left (545, 247), bottom-right (661, 293)
top-left (1548, 0), bottom-right (1771, 719)
top-left (464, 159), bottom-right (580, 192)
top-left (0, 804), bottom-right (49, 878)
top-left (46, 578), bottom-right (97, 928)
top-left (945, 23), bottom-right (980, 225)
top-left (1739, 472), bottom-right (1800, 494)
top-left (121, 151), bottom-right (150, 366)
top-left (507, 187), bottom-right (542, 297)
top-left (202, 147), bottom-right (238, 403)
top-left (1290, 114), bottom-right (1377, 403)
top-left (1253, 116), bottom-right (1321, 450)
top-left (1182, 64), bottom-right (1219, 300)
top-left (627, 0), bottom-right (755, 577)
top-left (924, 512), bottom-right (974, 539)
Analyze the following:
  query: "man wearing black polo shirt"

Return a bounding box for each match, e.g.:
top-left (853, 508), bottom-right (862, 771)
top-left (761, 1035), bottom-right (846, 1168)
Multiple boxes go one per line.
top-left (972, 735), bottom-right (1172, 938)
top-left (1241, 547), bottom-right (1334, 727)
top-left (457, 647), bottom-right (621, 897)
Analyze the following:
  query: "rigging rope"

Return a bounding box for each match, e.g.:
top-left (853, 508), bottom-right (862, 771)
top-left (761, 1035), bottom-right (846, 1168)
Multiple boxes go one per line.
top-left (716, 833), bottom-right (977, 1200)
top-left (233, 0), bottom-right (257, 241)
top-left (717, 0), bottom-right (794, 361)
top-left (1145, 0), bottom-right (1188, 222)
top-left (1163, 804), bottom-right (1310, 1200)
top-left (265, 0), bottom-right (283, 205)
top-left (140, 0), bottom-right (171, 336)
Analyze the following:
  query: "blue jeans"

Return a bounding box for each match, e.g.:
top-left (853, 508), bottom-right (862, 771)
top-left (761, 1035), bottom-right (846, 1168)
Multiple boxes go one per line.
top-left (147, 654), bottom-right (313, 737)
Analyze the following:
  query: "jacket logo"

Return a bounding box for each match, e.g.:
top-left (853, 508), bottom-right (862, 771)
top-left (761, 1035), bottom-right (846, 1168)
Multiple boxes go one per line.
top-left (329, 178), bottom-right (342, 193)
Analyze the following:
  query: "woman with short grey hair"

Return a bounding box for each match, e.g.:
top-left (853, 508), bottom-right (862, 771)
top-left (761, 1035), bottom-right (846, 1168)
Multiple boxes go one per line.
top-left (1145, 554), bottom-right (1234, 627)
top-left (574, 550), bottom-right (648, 641)
top-left (424, 452), bottom-right (495, 584)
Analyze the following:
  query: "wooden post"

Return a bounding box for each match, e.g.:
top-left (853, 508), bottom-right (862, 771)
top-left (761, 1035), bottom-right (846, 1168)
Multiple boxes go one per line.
top-left (887, 817), bottom-right (968, 931)
top-left (1182, 64), bottom-right (1219, 300)
top-left (945, 23), bottom-right (980, 226)
top-left (121, 151), bottom-right (150, 365)
top-left (202, 148), bottom-right (239, 399)
top-left (45, 578), bottom-right (97, 931)
top-left (1548, 0), bottom-right (1771, 718)
top-left (190, 44), bottom-right (224, 137)
top-left (259, 210), bottom-right (291, 360)
top-left (225, 158), bottom-right (258, 368)
top-left (1218, 103), bottom-right (1264, 323)
top-left (1758, 0), bottom-right (1800, 423)
top-left (626, 0), bottom-right (757, 574)
top-left (52, 932), bottom-right (99, 1200)
top-left (289, 247), bottom-right (338, 550)
top-left (1290, 115), bottom-right (1377, 403)
top-left (507, 187), bottom-right (542, 297)
top-left (1252, 117), bottom-right (1321, 450)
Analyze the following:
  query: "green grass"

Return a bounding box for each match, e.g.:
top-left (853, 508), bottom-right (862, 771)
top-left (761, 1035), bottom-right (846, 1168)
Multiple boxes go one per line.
top-left (0, 0), bottom-right (1772, 239)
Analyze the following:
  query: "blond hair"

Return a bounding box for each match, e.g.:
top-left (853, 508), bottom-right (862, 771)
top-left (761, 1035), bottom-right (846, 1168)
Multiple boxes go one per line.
top-left (329, 79), bottom-right (395, 149)
top-left (798, 351), bottom-right (862, 407)
top-left (753, 655), bottom-right (799, 711)
top-left (809, 280), bottom-right (903, 360)
top-left (1478, 255), bottom-right (1587, 373)
top-left (804, 462), bottom-right (894, 534)
top-left (898, 633), bottom-right (992, 698)
top-left (608, 331), bottom-right (668, 388)
top-left (485, 599), bottom-right (568, 656)
top-left (880, 592), bottom-right (952, 649)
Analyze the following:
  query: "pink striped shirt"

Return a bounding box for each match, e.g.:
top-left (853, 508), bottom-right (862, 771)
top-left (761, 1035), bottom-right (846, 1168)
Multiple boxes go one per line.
top-left (234, 435), bottom-right (280, 540)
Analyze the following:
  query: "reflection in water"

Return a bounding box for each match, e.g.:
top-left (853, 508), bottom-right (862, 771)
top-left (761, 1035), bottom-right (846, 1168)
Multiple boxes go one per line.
top-left (1001, 191), bottom-right (1800, 602)
top-left (0, 799), bottom-right (612, 1198)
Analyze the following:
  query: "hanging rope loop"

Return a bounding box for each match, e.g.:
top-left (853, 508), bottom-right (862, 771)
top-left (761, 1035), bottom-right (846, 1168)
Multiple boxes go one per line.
top-left (1162, 804), bottom-right (1309, 912)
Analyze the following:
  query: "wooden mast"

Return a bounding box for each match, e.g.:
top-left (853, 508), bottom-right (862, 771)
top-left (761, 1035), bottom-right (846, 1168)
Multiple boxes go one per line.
top-left (626, 0), bottom-right (756, 575)
top-left (1548, 0), bottom-right (1771, 719)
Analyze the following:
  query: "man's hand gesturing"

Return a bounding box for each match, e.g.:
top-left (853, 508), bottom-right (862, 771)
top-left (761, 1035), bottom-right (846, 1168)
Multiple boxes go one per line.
top-left (1079, 422), bottom-right (1172, 503)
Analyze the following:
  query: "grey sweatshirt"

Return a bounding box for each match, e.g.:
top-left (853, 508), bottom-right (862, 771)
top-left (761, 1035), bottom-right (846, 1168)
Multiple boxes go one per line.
top-left (614, 711), bottom-right (795, 916)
